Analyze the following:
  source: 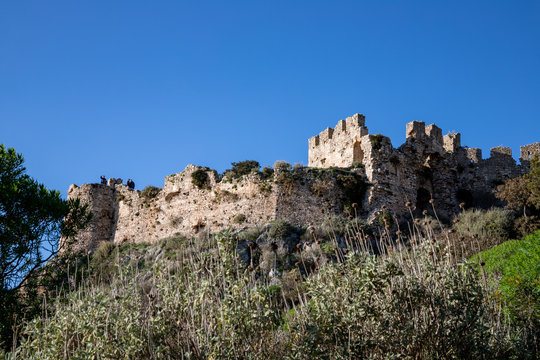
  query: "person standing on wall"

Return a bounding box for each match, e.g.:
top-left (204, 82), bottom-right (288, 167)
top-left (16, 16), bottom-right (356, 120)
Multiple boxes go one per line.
top-left (127, 178), bottom-right (135, 190)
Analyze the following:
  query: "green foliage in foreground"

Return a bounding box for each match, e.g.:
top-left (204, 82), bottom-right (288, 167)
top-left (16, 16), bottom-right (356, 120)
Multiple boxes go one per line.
top-left (470, 230), bottom-right (540, 344)
top-left (10, 229), bottom-right (538, 359)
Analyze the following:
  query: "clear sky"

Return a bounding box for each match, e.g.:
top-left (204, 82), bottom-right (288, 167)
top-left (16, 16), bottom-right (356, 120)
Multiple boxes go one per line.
top-left (1, 1), bottom-right (539, 196)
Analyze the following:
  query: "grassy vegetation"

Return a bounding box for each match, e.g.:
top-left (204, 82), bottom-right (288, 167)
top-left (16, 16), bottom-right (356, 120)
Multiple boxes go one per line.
top-left (8, 216), bottom-right (538, 359)
top-left (470, 230), bottom-right (539, 344)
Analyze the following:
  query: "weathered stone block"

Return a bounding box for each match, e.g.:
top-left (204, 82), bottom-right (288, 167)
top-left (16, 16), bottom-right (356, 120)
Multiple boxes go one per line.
top-left (443, 132), bottom-right (461, 152)
top-left (406, 121), bottom-right (425, 140)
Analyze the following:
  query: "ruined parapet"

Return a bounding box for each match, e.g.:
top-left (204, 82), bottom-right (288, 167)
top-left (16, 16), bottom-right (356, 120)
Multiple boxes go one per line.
top-left (489, 146), bottom-right (516, 167)
top-left (425, 124), bottom-right (443, 145)
top-left (406, 121), bottom-right (425, 140)
top-left (62, 183), bottom-right (117, 253)
top-left (308, 113), bottom-right (369, 168)
top-left (466, 148), bottom-right (482, 163)
top-left (443, 132), bottom-right (461, 152)
top-left (490, 146), bottom-right (512, 159)
top-left (520, 142), bottom-right (540, 161)
top-left (474, 146), bottom-right (519, 185)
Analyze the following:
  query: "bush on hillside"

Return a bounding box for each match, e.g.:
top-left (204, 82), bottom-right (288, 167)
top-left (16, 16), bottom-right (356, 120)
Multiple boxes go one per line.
top-left (13, 228), bottom-right (536, 359)
top-left (140, 185), bottom-right (161, 199)
top-left (267, 219), bottom-right (295, 240)
top-left (261, 166), bottom-right (274, 180)
top-left (223, 160), bottom-right (260, 179)
top-left (453, 208), bottom-right (514, 245)
top-left (191, 169), bottom-right (209, 189)
top-left (273, 161), bottom-right (291, 171)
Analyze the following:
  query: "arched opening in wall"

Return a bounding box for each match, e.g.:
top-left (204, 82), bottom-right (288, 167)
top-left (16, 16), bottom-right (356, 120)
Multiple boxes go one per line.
top-left (353, 141), bottom-right (364, 165)
top-left (416, 188), bottom-right (431, 213)
top-left (456, 189), bottom-right (473, 209)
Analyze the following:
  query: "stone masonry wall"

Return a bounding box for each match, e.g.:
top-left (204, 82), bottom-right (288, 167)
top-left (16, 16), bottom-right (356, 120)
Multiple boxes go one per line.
top-left (67, 113), bottom-right (540, 253)
top-left (310, 114), bottom-right (540, 220)
top-left (67, 165), bottom-right (353, 251)
top-left (308, 113), bottom-right (369, 168)
top-left (64, 183), bottom-right (117, 253)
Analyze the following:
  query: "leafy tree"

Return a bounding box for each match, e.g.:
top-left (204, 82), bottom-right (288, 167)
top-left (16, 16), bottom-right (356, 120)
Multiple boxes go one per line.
top-left (0, 145), bottom-right (91, 348)
top-left (497, 176), bottom-right (532, 217)
top-left (527, 156), bottom-right (540, 209)
top-left (497, 155), bottom-right (540, 217)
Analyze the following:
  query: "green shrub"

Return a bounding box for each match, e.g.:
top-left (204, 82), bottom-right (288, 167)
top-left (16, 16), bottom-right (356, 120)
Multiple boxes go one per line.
top-left (261, 166), bottom-right (274, 180)
top-left (258, 182), bottom-right (272, 194)
top-left (224, 160), bottom-right (260, 179)
top-left (236, 225), bottom-right (264, 242)
top-left (369, 134), bottom-right (384, 150)
top-left (378, 210), bottom-right (394, 228)
top-left (140, 185), bottom-right (161, 199)
top-left (233, 213), bottom-right (246, 224)
top-left (273, 161), bottom-right (291, 171)
top-left (160, 234), bottom-right (187, 253)
top-left (268, 219), bottom-right (295, 240)
top-left (92, 241), bottom-right (115, 265)
top-left (320, 215), bottom-right (349, 236)
top-left (12, 228), bottom-right (536, 359)
top-left (191, 169), bottom-right (209, 189)
top-left (454, 208), bottom-right (514, 245)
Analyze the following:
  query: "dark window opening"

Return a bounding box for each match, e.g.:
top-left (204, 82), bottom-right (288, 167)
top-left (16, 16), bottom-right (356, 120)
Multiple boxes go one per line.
top-left (456, 189), bottom-right (473, 209)
top-left (416, 188), bottom-right (431, 213)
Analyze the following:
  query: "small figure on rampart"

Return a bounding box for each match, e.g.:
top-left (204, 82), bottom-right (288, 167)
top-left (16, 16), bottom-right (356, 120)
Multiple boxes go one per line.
top-left (100, 175), bottom-right (107, 184)
top-left (127, 179), bottom-right (135, 191)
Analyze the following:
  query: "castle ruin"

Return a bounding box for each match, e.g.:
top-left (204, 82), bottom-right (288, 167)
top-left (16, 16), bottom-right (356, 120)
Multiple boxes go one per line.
top-left (309, 113), bottom-right (538, 217)
top-left (65, 113), bottom-right (540, 253)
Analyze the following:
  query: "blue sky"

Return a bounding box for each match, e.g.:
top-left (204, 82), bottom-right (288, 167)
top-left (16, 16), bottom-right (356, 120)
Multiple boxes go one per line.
top-left (1, 1), bottom-right (539, 196)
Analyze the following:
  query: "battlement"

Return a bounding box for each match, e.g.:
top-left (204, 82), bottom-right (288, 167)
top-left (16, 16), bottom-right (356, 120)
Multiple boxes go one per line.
top-left (426, 124), bottom-right (443, 145)
top-left (308, 113), bottom-right (369, 167)
top-left (520, 142), bottom-right (540, 161)
top-left (465, 148), bottom-right (482, 163)
top-left (490, 146), bottom-right (512, 158)
top-left (406, 121), bottom-right (425, 140)
top-left (66, 112), bottom-right (538, 255)
top-left (309, 113), bottom-right (367, 149)
top-left (443, 132), bottom-right (461, 152)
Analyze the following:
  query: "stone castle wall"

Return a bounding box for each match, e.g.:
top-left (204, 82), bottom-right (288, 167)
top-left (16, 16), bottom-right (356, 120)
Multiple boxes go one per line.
top-left (308, 113), bottom-right (368, 168)
top-left (66, 113), bottom-right (540, 253)
top-left (66, 165), bottom-right (352, 251)
top-left (310, 115), bottom-right (540, 220)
